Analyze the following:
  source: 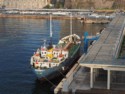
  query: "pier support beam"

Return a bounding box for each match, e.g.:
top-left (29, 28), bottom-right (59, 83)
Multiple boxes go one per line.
top-left (90, 67), bottom-right (94, 88)
top-left (107, 70), bottom-right (111, 90)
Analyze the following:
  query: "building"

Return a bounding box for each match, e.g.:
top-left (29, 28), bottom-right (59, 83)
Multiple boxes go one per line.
top-left (0, 0), bottom-right (50, 9)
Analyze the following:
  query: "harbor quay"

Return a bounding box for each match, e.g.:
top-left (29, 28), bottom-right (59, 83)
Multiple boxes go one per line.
top-left (54, 15), bottom-right (125, 94)
top-left (0, 9), bottom-right (91, 20)
top-left (0, 12), bottom-right (114, 24)
top-left (0, 8), bottom-right (115, 23)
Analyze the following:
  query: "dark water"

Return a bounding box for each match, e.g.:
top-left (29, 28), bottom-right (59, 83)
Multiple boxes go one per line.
top-left (0, 18), bottom-right (106, 94)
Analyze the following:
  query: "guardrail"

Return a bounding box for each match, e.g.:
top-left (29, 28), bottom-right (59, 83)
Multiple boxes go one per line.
top-left (54, 63), bottom-right (80, 94)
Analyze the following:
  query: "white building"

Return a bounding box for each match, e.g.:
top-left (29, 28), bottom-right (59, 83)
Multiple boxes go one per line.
top-left (0, 0), bottom-right (50, 9)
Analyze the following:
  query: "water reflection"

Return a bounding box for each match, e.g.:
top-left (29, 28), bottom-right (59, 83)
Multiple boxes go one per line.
top-left (60, 19), bottom-right (106, 38)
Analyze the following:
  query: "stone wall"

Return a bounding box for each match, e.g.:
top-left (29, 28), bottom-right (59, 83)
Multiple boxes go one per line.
top-left (0, 0), bottom-right (50, 9)
top-left (112, 0), bottom-right (125, 9)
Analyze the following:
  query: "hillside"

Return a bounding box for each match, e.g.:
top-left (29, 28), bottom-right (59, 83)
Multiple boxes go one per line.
top-left (64, 0), bottom-right (125, 9)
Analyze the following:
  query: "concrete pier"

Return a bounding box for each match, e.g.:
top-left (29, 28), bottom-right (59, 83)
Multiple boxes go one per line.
top-left (82, 17), bottom-right (111, 24)
top-left (54, 15), bottom-right (125, 94)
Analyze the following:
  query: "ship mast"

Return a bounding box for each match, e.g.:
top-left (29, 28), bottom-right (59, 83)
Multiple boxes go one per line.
top-left (43, 40), bottom-right (46, 48)
top-left (70, 13), bottom-right (73, 35)
top-left (50, 14), bottom-right (53, 46)
top-left (70, 13), bottom-right (73, 42)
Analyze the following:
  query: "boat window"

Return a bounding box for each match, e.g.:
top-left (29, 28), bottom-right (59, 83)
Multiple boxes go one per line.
top-left (44, 60), bottom-right (48, 62)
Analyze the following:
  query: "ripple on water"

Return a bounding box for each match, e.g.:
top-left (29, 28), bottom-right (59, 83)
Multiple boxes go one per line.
top-left (0, 18), bottom-right (106, 94)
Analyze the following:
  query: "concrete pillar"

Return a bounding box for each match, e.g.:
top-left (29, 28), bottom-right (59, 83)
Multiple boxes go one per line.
top-left (90, 67), bottom-right (94, 88)
top-left (107, 70), bottom-right (111, 89)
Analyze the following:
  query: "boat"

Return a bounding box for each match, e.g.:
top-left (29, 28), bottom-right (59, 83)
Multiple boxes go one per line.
top-left (30, 14), bottom-right (81, 82)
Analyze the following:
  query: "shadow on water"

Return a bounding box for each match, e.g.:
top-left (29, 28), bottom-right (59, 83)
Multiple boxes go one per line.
top-left (32, 76), bottom-right (63, 94)
top-left (32, 80), bottom-right (53, 94)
